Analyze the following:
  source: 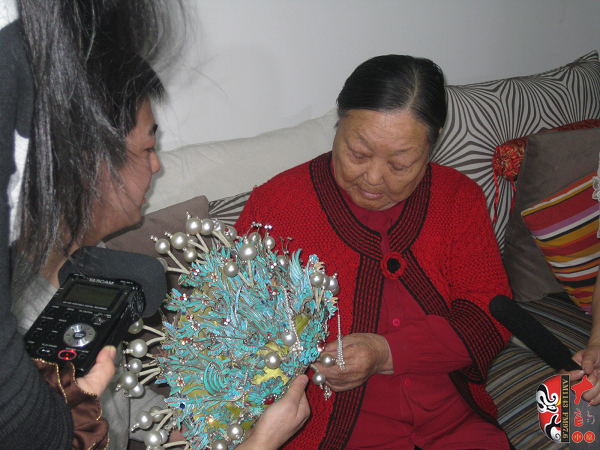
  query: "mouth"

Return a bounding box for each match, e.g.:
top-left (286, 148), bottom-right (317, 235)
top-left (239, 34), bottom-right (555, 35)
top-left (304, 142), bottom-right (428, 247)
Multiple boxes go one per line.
top-left (359, 188), bottom-right (384, 200)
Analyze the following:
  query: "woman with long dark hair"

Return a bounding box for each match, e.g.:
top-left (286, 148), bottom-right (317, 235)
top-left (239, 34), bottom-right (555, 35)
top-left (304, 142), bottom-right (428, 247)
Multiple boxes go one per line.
top-left (1, 1), bottom-right (309, 448)
top-left (1, 1), bottom-right (181, 448)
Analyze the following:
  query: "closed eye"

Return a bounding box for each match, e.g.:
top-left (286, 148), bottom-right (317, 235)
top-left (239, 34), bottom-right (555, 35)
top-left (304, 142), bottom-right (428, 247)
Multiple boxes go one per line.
top-left (349, 149), bottom-right (368, 160)
top-left (390, 164), bottom-right (407, 171)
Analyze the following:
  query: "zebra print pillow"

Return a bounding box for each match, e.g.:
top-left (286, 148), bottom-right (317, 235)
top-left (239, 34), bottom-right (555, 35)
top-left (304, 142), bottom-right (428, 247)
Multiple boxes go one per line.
top-left (431, 50), bottom-right (600, 249)
top-left (209, 191), bottom-right (252, 226)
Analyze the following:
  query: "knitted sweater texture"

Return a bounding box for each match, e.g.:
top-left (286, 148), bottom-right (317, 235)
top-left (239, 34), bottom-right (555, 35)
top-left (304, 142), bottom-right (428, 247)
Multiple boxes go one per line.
top-left (236, 152), bottom-right (511, 450)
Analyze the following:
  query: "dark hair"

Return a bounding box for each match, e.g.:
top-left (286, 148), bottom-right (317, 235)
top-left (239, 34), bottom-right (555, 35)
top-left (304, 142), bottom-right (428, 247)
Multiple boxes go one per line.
top-left (337, 54), bottom-right (447, 146)
top-left (13, 0), bottom-right (179, 289)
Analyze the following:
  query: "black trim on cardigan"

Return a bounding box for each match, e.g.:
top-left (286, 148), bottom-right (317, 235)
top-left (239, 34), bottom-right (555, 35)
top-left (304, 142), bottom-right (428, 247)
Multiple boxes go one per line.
top-left (310, 153), bottom-right (381, 260)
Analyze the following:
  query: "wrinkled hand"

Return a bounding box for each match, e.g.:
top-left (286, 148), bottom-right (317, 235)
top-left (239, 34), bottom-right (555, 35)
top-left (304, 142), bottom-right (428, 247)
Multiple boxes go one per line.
top-left (568, 345), bottom-right (600, 405)
top-left (240, 375), bottom-right (310, 450)
top-left (76, 346), bottom-right (116, 396)
top-left (314, 333), bottom-right (393, 392)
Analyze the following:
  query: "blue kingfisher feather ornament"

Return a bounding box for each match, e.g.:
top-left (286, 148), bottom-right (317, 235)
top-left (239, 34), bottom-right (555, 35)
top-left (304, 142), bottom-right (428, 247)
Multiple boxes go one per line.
top-left (127, 217), bottom-right (341, 450)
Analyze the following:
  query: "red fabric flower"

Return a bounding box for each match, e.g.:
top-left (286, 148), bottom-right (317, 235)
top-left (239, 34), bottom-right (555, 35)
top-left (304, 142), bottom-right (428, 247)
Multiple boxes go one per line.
top-left (380, 252), bottom-right (406, 279)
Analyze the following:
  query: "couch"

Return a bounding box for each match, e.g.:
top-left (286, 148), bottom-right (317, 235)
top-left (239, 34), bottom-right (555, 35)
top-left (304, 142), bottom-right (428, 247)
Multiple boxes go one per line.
top-left (108, 50), bottom-right (600, 449)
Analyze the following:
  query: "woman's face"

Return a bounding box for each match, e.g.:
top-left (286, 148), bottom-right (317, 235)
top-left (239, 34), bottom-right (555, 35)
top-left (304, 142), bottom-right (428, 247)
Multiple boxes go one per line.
top-left (332, 109), bottom-right (431, 211)
top-left (88, 100), bottom-right (161, 241)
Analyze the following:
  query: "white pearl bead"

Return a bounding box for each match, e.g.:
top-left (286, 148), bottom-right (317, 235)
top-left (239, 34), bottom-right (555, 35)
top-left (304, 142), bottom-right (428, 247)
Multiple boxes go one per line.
top-left (276, 255), bottom-right (289, 270)
top-left (213, 220), bottom-right (224, 232)
top-left (321, 275), bottom-right (330, 288)
top-left (135, 411), bottom-right (153, 430)
top-left (312, 371), bottom-right (326, 385)
top-left (129, 339), bottom-right (148, 358)
top-left (320, 353), bottom-right (335, 367)
top-left (224, 226), bottom-right (238, 242)
top-left (186, 217), bottom-right (202, 235)
top-left (155, 238), bottom-right (170, 255)
top-left (211, 439), bottom-right (228, 450)
top-left (263, 235), bottom-right (276, 251)
top-left (150, 405), bottom-right (165, 422)
top-left (226, 423), bottom-right (245, 440)
top-left (144, 430), bottom-right (163, 447)
top-left (327, 277), bottom-right (340, 295)
top-left (264, 351), bottom-right (282, 369)
top-left (248, 232), bottom-right (260, 245)
top-left (119, 371), bottom-right (138, 390)
top-left (127, 358), bottom-right (143, 374)
top-left (183, 248), bottom-right (198, 263)
top-left (129, 383), bottom-right (145, 397)
top-left (159, 429), bottom-right (169, 444)
top-left (128, 319), bottom-right (144, 334)
top-left (170, 232), bottom-right (188, 250)
top-left (280, 331), bottom-right (297, 346)
top-left (200, 218), bottom-right (214, 235)
top-left (239, 243), bottom-right (257, 261)
top-left (223, 261), bottom-right (239, 277)
top-left (309, 272), bottom-right (325, 287)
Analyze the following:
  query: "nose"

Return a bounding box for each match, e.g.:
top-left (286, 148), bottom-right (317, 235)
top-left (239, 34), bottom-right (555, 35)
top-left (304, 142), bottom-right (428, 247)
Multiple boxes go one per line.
top-left (363, 160), bottom-right (385, 186)
top-left (150, 151), bottom-right (161, 174)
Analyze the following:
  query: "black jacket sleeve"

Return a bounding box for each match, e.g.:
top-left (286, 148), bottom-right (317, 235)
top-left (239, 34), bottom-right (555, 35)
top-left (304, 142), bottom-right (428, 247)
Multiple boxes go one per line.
top-left (0, 19), bottom-right (74, 450)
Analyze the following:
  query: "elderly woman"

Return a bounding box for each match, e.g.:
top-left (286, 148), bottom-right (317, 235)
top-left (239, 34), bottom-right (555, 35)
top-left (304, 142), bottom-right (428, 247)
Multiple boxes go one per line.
top-left (236, 55), bottom-right (512, 450)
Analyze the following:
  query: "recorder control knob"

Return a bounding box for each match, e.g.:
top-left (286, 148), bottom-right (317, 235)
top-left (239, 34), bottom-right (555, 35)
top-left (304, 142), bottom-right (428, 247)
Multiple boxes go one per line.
top-left (63, 323), bottom-right (96, 348)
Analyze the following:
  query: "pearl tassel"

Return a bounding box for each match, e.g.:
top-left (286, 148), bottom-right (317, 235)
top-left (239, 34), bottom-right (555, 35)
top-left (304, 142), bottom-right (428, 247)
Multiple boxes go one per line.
top-left (336, 314), bottom-right (345, 370)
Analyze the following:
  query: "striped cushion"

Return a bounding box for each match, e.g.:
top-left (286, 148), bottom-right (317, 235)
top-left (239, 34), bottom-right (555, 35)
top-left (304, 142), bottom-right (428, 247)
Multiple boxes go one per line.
top-left (431, 51), bottom-right (600, 250)
top-left (521, 173), bottom-right (600, 312)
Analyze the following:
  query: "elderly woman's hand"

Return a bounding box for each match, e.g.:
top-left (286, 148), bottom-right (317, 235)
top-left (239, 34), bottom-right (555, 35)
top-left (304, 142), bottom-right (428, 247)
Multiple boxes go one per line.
top-left (314, 333), bottom-right (393, 392)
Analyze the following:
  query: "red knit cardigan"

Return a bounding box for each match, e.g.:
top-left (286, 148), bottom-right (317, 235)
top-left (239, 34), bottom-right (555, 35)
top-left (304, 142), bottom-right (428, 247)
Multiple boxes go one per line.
top-left (236, 152), bottom-right (512, 450)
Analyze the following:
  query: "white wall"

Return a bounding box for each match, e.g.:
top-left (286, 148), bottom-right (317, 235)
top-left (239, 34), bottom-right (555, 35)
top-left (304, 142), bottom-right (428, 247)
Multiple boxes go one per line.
top-left (155, 0), bottom-right (600, 151)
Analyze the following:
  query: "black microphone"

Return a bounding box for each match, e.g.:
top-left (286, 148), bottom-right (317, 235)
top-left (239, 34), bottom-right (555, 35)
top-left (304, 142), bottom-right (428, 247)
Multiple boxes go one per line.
top-left (58, 246), bottom-right (167, 318)
top-left (489, 295), bottom-right (581, 372)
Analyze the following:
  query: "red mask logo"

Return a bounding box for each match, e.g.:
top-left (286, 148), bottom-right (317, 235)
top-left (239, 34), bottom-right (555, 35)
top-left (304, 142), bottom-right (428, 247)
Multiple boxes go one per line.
top-left (537, 374), bottom-right (562, 442)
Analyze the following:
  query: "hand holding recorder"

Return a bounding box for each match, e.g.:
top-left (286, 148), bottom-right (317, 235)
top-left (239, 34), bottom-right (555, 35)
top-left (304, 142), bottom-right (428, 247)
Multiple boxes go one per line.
top-left (24, 247), bottom-right (166, 376)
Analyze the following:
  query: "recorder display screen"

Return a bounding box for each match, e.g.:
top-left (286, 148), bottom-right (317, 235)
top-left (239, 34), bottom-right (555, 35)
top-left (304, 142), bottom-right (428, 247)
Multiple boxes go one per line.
top-left (63, 283), bottom-right (122, 309)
